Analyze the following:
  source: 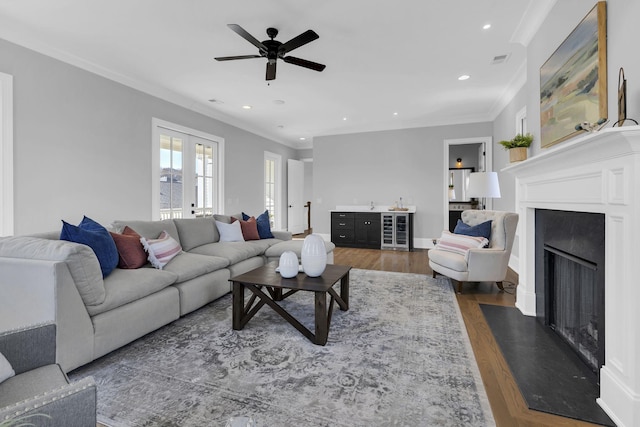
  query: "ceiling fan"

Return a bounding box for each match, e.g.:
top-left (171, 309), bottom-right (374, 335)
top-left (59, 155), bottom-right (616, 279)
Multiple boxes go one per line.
top-left (215, 24), bottom-right (326, 81)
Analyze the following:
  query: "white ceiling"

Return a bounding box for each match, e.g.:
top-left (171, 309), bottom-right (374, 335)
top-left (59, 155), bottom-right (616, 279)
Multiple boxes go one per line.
top-left (0, 0), bottom-right (553, 148)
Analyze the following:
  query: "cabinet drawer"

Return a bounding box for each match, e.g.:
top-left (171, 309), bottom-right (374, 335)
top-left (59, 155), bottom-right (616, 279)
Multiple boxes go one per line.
top-left (332, 229), bottom-right (355, 244)
top-left (332, 212), bottom-right (354, 229)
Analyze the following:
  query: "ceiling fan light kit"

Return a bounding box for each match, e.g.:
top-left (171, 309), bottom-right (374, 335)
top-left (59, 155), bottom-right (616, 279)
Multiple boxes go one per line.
top-left (215, 24), bottom-right (326, 81)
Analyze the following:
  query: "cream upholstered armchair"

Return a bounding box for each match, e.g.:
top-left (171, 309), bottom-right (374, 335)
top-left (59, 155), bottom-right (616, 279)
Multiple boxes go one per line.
top-left (429, 210), bottom-right (518, 293)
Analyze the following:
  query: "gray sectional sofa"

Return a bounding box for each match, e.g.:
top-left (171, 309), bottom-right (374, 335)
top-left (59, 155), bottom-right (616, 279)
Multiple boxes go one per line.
top-left (0, 215), bottom-right (335, 373)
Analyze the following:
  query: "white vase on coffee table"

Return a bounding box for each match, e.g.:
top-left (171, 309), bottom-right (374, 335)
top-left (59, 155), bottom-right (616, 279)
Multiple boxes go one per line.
top-left (278, 251), bottom-right (299, 278)
top-left (301, 234), bottom-right (327, 277)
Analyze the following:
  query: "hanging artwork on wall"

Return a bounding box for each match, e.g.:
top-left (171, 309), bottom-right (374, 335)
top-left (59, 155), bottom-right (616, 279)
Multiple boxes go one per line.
top-left (539, 2), bottom-right (607, 148)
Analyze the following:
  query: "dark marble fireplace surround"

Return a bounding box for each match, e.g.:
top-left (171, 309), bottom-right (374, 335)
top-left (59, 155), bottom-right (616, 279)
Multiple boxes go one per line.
top-left (535, 209), bottom-right (605, 374)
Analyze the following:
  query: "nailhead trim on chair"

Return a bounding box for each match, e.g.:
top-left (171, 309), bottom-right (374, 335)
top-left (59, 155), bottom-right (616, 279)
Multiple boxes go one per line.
top-left (0, 377), bottom-right (95, 420)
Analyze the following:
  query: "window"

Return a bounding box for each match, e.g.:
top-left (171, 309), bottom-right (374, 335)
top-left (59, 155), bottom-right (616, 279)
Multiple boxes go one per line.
top-left (0, 72), bottom-right (13, 237)
top-left (152, 119), bottom-right (224, 220)
top-left (264, 151), bottom-right (282, 230)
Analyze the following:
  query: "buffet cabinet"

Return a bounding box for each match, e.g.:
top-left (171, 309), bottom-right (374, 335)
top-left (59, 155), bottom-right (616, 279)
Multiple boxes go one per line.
top-left (331, 212), bottom-right (381, 249)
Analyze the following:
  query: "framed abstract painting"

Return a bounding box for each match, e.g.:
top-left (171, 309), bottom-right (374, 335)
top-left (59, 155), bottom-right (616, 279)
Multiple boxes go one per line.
top-left (540, 2), bottom-right (607, 148)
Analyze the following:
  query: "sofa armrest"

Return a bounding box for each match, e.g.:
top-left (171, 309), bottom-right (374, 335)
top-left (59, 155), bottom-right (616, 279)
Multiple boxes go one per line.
top-left (0, 323), bottom-right (56, 375)
top-left (0, 376), bottom-right (96, 426)
top-left (271, 230), bottom-right (292, 241)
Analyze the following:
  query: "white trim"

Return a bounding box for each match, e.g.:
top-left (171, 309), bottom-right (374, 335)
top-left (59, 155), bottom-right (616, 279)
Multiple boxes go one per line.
top-left (264, 151), bottom-right (282, 230)
top-left (151, 118), bottom-right (225, 220)
top-left (510, 0), bottom-right (558, 47)
top-left (442, 137), bottom-right (493, 231)
top-left (0, 72), bottom-right (14, 236)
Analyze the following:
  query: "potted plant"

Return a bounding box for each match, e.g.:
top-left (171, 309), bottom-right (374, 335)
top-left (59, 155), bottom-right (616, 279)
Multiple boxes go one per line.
top-left (499, 133), bottom-right (533, 162)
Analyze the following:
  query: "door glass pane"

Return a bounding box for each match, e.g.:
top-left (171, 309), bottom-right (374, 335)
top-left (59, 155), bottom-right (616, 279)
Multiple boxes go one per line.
top-left (193, 142), bottom-right (215, 217)
top-left (160, 134), bottom-right (183, 219)
top-left (265, 158), bottom-right (275, 227)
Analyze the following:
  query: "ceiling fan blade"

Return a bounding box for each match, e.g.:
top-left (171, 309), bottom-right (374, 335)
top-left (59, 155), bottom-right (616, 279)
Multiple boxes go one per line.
top-left (266, 61), bottom-right (277, 81)
top-left (283, 56), bottom-right (326, 72)
top-left (278, 30), bottom-right (319, 54)
top-left (227, 24), bottom-right (267, 53)
top-left (215, 55), bottom-right (262, 61)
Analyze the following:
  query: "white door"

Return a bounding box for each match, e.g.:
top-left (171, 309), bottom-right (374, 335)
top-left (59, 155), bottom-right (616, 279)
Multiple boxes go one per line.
top-left (158, 128), bottom-right (219, 219)
top-left (287, 159), bottom-right (305, 234)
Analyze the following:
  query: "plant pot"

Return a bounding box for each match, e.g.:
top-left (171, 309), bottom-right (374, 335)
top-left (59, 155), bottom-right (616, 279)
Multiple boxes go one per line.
top-left (509, 147), bottom-right (528, 162)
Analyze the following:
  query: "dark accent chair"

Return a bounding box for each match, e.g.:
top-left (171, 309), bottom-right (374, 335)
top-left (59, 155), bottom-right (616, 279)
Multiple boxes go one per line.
top-left (0, 323), bottom-right (97, 426)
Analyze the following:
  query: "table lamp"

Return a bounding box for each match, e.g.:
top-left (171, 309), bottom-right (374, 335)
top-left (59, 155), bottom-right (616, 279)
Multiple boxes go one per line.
top-left (467, 171), bottom-right (501, 209)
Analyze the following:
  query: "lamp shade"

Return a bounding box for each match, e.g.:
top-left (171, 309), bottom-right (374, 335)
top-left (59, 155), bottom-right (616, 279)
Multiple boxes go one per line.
top-left (467, 172), bottom-right (501, 198)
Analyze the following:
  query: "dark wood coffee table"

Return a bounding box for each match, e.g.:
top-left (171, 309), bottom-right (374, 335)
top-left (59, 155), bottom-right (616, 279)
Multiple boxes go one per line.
top-left (230, 262), bottom-right (351, 345)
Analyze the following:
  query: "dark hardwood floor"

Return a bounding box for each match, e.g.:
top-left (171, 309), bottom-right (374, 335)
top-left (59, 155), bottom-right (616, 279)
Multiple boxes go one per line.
top-left (333, 247), bottom-right (603, 427)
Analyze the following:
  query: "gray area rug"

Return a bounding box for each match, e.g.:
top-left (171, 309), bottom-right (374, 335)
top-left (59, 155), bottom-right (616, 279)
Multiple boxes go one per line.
top-left (70, 269), bottom-right (495, 426)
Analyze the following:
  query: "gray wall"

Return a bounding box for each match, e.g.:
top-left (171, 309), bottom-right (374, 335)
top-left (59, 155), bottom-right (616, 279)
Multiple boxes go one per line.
top-left (525, 0), bottom-right (640, 159)
top-left (0, 37), bottom-right (298, 235)
top-left (313, 123), bottom-right (492, 244)
top-left (489, 0), bottom-right (640, 261)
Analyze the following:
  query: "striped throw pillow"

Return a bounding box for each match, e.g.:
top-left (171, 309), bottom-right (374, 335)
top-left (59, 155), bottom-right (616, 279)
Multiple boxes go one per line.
top-left (435, 231), bottom-right (488, 257)
top-left (140, 230), bottom-right (182, 269)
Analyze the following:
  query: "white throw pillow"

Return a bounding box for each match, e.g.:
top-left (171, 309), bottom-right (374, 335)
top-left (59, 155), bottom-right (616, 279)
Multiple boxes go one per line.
top-left (140, 230), bottom-right (182, 269)
top-left (215, 220), bottom-right (245, 242)
top-left (0, 351), bottom-right (15, 384)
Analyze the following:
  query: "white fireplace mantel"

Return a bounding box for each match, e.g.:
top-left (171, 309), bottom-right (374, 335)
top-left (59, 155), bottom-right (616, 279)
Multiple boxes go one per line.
top-left (503, 126), bottom-right (640, 427)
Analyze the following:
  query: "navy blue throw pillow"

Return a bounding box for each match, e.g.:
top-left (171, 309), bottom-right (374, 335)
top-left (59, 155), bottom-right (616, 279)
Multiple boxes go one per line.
top-left (454, 219), bottom-right (492, 240)
top-left (60, 216), bottom-right (119, 278)
top-left (241, 210), bottom-right (274, 239)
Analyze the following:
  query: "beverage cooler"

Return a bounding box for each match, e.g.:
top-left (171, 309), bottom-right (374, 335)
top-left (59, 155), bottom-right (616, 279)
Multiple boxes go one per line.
top-left (381, 212), bottom-right (413, 251)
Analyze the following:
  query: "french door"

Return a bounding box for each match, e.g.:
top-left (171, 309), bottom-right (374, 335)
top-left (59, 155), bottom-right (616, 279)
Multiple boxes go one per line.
top-left (154, 120), bottom-right (223, 220)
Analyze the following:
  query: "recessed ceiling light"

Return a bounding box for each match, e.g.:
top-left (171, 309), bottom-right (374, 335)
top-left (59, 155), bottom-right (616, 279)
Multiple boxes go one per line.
top-left (458, 75), bottom-right (470, 81)
top-left (342, 117), bottom-right (348, 121)
top-left (483, 24), bottom-right (492, 30)
top-left (299, 137), bottom-right (306, 141)
top-left (393, 112), bottom-right (399, 116)
top-left (242, 105), bottom-right (252, 110)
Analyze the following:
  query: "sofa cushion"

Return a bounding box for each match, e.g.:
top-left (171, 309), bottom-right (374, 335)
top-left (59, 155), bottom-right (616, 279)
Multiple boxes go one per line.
top-left (60, 216), bottom-right (118, 278)
top-left (86, 267), bottom-right (179, 316)
top-left (434, 231), bottom-right (488, 257)
top-left (428, 248), bottom-right (468, 272)
top-left (264, 239), bottom-right (335, 258)
top-left (110, 226), bottom-right (147, 269)
top-left (454, 219), bottom-right (492, 240)
top-left (233, 217), bottom-right (260, 241)
top-left (173, 217), bottom-right (218, 251)
top-left (0, 237), bottom-right (106, 306)
top-left (0, 352), bottom-right (14, 384)
top-left (189, 241), bottom-right (265, 265)
top-left (216, 220), bottom-right (245, 242)
top-left (113, 220), bottom-right (181, 244)
top-left (243, 211), bottom-right (274, 239)
top-left (0, 364), bottom-right (67, 408)
top-left (162, 252), bottom-right (229, 283)
top-left (141, 231), bottom-right (183, 270)
top-left (243, 239), bottom-right (276, 253)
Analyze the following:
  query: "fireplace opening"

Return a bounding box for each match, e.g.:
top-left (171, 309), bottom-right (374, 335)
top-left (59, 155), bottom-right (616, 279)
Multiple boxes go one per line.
top-left (535, 209), bottom-right (605, 376)
top-left (545, 245), bottom-right (600, 372)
